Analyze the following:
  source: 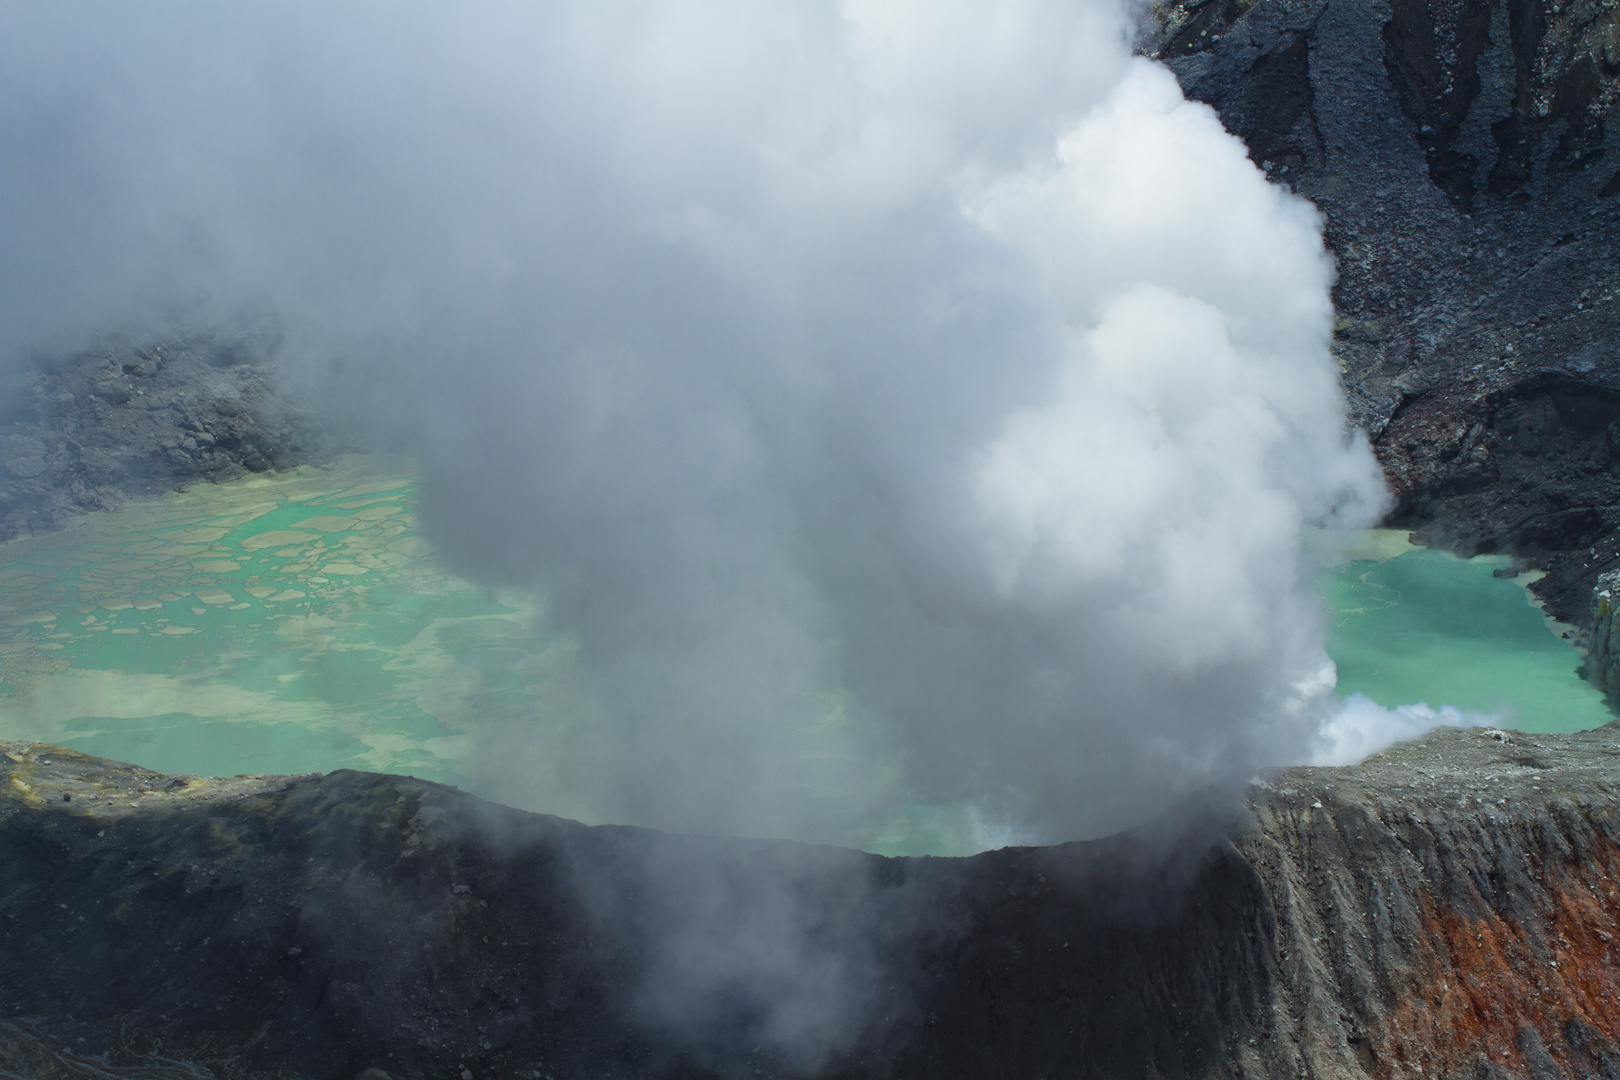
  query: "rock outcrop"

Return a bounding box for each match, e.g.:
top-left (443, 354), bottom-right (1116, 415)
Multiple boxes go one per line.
top-left (1147, 0), bottom-right (1620, 625)
top-left (0, 329), bottom-right (326, 544)
top-left (3, 727), bottom-right (1619, 1079)
top-left (1589, 569), bottom-right (1620, 694)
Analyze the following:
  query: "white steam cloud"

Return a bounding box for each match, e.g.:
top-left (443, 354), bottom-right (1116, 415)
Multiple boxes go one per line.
top-left (1, 1), bottom-right (1388, 846)
top-left (1312, 692), bottom-right (1498, 767)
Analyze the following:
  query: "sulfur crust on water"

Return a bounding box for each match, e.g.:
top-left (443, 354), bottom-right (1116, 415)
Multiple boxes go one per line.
top-left (0, 456), bottom-right (482, 783)
top-left (1303, 524), bottom-right (1420, 567)
top-left (0, 457), bottom-right (980, 855)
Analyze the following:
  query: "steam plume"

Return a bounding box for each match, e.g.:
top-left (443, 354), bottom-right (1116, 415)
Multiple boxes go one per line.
top-left (0, 0), bottom-right (1387, 847)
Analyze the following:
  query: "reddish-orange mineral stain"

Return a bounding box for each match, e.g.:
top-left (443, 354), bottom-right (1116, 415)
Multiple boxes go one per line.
top-left (1375, 838), bottom-right (1620, 1077)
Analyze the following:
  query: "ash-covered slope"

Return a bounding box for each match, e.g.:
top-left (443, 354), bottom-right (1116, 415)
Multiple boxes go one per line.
top-left (0, 329), bottom-right (325, 543)
top-left (1146, 0), bottom-right (1620, 625)
top-left (2, 728), bottom-right (1618, 1080)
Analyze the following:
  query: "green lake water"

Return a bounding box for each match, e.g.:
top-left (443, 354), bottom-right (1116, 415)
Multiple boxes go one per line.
top-left (0, 457), bottom-right (925, 850)
top-left (0, 463), bottom-right (1612, 852)
top-left (1322, 532), bottom-right (1615, 734)
top-left (0, 458), bottom-right (520, 787)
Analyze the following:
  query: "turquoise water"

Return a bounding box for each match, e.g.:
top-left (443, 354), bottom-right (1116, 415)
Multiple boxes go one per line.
top-left (0, 457), bottom-right (925, 850)
top-left (0, 458), bottom-right (513, 788)
top-left (1, 467), bottom-right (1612, 852)
top-left (1323, 539), bottom-right (1614, 733)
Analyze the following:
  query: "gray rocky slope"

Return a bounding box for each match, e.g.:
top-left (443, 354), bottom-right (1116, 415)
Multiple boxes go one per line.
top-left (0, 329), bottom-right (326, 544)
top-left (2, 727), bottom-right (1619, 1080)
top-left (1147, 0), bottom-right (1620, 626)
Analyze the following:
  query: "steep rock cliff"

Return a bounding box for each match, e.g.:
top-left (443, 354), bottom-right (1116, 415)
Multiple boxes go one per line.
top-left (2, 727), bottom-right (1618, 1079)
top-left (1147, 0), bottom-right (1620, 625)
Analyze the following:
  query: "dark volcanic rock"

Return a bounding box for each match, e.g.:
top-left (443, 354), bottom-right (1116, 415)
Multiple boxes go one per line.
top-left (3, 728), bottom-right (1620, 1079)
top-left (0, 329), bottom-right (327, 544)
top-left (1146, 0), bottom-right (1620, 625)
